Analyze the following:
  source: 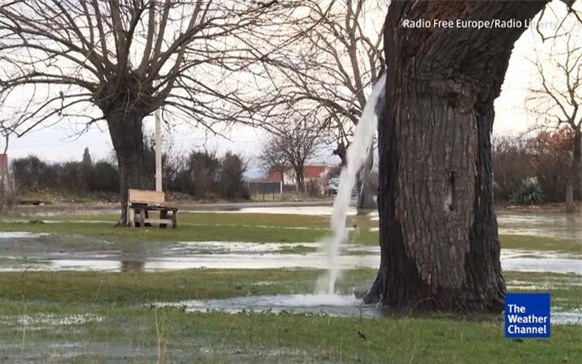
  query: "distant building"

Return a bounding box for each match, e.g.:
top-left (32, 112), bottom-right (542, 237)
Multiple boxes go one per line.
top-left (266, 165), bottom-right (331, 193)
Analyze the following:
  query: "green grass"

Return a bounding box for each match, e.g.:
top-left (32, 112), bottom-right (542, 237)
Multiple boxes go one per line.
top-left (0, 212), bottom-right (378, 245)
top-left (3, 212), bottom-right (579, 253)
top-left (21, 212), bottom-right (331, 228)
top-left (0, 269), bottom-right (580, 363)
top-left (1, 209), bottom-right (580, 361)
top-left (0, 269), bottom-right (374, 305)
top-left (505, 272), bottom-right (582, 311)
top-left (2, 308), bottom-right (580, 363)
top-left (0, 269), bottom-right (578, 311)
top-left (500, 235), bottom-right (581, 254)
top-left (0, 220), bottom-right (328, 243)
top-left (182, 212), bottom-right (330, 228)
top-left (356, 231), bottom-right (581, 253)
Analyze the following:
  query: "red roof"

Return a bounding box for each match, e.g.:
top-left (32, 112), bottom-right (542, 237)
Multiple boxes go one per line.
top-left (266, 165), bottom-right (327, 182)
top-left (303, 165), bottom-right (327, 178)
top-left (266, 170), bottom-right (283, 182)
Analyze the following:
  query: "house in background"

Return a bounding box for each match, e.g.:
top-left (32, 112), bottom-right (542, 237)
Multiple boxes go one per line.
top-left (266, 164), bottom-right (332, 193)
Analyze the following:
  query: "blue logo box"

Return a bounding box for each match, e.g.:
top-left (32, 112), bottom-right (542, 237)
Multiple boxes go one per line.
top-left (505, 293), bottom-right (550, 338)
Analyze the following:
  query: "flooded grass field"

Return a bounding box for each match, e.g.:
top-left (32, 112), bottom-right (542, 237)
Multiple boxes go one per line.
top-left (0, 206), bottom-right (580, 362)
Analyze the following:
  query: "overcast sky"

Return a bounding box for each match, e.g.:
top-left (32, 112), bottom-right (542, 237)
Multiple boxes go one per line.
top-left (3, 6), bottom-right (568, 169)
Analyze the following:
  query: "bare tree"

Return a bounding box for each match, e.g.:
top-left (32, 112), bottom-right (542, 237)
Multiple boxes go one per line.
top-left (491, 136), bottom-right (535, 202)
top-left (0, 0), bottom-right (297, 223)
top-left (261, 113), bottom-right (324, 192)
top-left (250, 0), bottom-right (386, 209)
top-left (528, 6), bottom-right (581, 212)
top-left (527, 128), bottom-right (576, 203)
top-left (260, 141), bottom-right (288, 186)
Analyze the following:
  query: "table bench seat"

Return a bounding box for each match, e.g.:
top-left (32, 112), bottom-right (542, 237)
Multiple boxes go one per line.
top-left (127, 190), bottom-right (178, 228)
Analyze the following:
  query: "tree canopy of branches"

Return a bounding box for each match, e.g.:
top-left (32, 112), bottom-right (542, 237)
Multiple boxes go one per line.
top-left (0, 0), bottom-right (298, 222)
top-left (491, 131), bottom-right (577, 204)
top-left (260, 114), bottom-right (323, 192)
top-left (528, 127), bottom-right (577, 203)
top-left (492, 136), bottom-right (535, 202)
top-left (528, 3), bottom-right (582, 212)
top-left (257, 0), bottom-right (385, 147)
top-left (251, 0), bottom-right (385, 208)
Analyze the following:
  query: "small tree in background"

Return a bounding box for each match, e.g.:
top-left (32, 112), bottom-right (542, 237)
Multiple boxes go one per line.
top-left (12, 156), bottom-right (54, 192)
top-left (492, 137), bottom-right (535, 202)
top-left (60, 162), bottom-right (85, 193)
top-left (261, 116), bottom-right (323, 192)
top-left (79, 147), bottom-right (94, 192)
top-left (527, 128), bottom-right (576, 203)
top-left (260, 144), bottom-right (288, 186)
top-left (219, 153), bottom-right (249, 200)
top-left (82, 148), bottom-right (92, 165)
top-left (188, 151), bottom-right (221, 198)
top-left (528, 8), bottom-right (581, 212)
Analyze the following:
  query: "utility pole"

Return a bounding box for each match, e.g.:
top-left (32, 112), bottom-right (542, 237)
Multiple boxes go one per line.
top-left (155, 109), bottom-right (162, 192)
top-left (153, 8), bottom-right (162, 193)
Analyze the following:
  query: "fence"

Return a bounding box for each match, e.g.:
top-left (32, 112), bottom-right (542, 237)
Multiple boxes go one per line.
top-left (247, 181), bottom-right (283, 200)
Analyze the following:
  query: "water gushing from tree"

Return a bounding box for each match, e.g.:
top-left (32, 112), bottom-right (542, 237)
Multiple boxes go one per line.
top-left (317, 73), bottom-right (386, 294)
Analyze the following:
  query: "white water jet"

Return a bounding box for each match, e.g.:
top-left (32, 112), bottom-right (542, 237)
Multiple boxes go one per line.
top-left (317, 73), bottom-right (386, 294)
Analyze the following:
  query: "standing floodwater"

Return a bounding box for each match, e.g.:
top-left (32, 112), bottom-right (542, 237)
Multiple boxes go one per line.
top-left (317, 73), bottom-right (386, 294)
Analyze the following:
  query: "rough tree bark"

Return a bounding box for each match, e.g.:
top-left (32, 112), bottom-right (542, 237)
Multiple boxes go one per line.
top-left (98, 79), bottom-right (154, 224)
top-left (106, 112), bottom-right (151, 224)
top-left (365, 0), bottom-right (548, 312)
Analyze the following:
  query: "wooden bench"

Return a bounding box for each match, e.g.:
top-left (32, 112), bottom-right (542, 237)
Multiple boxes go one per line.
top-left (127, 189), bottom-right (178, 228)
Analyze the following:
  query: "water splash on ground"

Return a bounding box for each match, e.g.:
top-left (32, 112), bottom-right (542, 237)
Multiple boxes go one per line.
top-left (156, 294), bottom-right (375, 317)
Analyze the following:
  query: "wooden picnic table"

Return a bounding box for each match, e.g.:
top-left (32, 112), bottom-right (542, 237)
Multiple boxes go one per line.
top-left (127, 189), bottom-right (178, 228)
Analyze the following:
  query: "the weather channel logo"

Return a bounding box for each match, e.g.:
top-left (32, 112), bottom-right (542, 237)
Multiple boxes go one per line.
top-left (505, 293), bottom-right (550, 338)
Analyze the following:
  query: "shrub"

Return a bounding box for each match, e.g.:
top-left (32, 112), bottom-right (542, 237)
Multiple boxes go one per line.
top-left (491, 137), bottom-right (535, 202)
top-left (218, 152), bottom-right (249, 200)
top-left (12, 155), bottom-right (62, 191)
top-left (89, 161), bottom-right (119, 192)
top-left (511, 183), bottom-right (544, 205)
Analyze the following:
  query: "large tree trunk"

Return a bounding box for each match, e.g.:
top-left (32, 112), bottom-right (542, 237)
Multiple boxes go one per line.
top-left (565, 130), bottom-right (581, 213)
top-left (365, 0), bottom-right (547, 312)
top-left (106, 110), bottom-right (151, 224)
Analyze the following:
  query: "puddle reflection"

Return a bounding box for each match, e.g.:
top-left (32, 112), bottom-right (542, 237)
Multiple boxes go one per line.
top-left (120, 260), bottom-right (145, 273)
